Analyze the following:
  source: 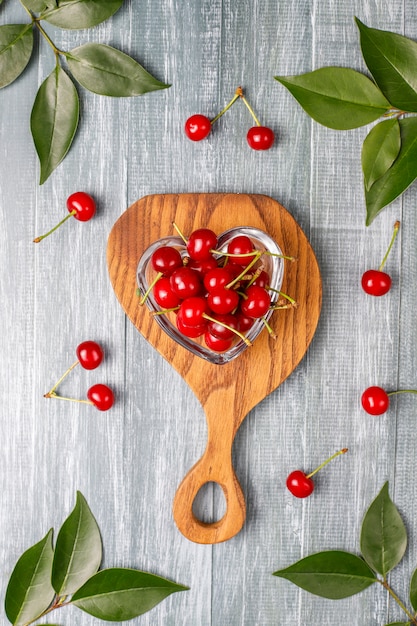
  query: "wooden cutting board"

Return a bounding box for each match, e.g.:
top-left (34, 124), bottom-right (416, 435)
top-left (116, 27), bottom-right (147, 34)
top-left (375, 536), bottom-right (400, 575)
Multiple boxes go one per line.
top-left (107, 193), bottom-right (322, 544)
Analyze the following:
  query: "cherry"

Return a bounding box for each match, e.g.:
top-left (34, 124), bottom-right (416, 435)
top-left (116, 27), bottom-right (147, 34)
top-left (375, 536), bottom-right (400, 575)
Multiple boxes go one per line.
top-left (207, 287), bottom-right (240, 315)
top-left (187, 257), bottom-right (218, 276)
top-left (203, 267), bottom-right (234, 292)
top-left (151, 246), bottom-right (183, 275)
top-left (361, 385), bottom-right (417, 415)
top-left (247, 126), bottom-right (275, 150)
top-left (153, 277), bottom-right (181, 309)
top-left (75, 340), bottom-right (104, 370)
top-left (227, 235), bottom-right (255, 265)
top-left (286, 448), bottom-right (348, 498)
top-left (184, 114), bottom-right (211, 141)
top-left (170, 267), bottom-right (202, 298)
top-left (87, 384), bottom-right (114, 411)
top-left (207, 313), bottom-right (239, 340)
top-left (187, 228), bottom-right (218, 261)
top-left (204, 331), bottom-right (233, 352)
top-left (240, 285), bottom-right (271, 318)
top-left (236, 310), bottom-right (255, 333)
top-left (184, 88), bottom-right (242, 142)
top-left (34, 191), bottom-right (96, 243)
top-left (362, 221), bottom-right (400, 296)
top-left (179, 297), bottom-right (208, 327)
top-left (176, 311), bottom-right (207, 337)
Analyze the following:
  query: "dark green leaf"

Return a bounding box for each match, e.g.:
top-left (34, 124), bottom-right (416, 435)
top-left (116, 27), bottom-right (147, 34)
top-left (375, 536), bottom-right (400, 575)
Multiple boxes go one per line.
top-left (273, 550), bottom-right (377, 599)
top-left (362, 118), bottom-right (401, 190)
top-left (43, 0), bottom-right (123, 29)
top-left (275, 67), bottom-right (390, 129)
top-left (365, 117), bottom-right (417, 224)
top-left (30, 65), bottom-right (79, 184)
top-left (52, 491), bottom-right (102, 595)
top-left (360, 482), bottom-right (407, 576)
top-left (5, 529), bottom-right (55, 626)
top-left (410, 567), bottom-right (417, 611)
top-left (66, 43), bottom-right (170, 96)
top-left (72, 568), bottom-right (189, 621)
top-left (356, 17), bottom-right (417, 112)
top-left (0, 24), bottom-right (33, 88)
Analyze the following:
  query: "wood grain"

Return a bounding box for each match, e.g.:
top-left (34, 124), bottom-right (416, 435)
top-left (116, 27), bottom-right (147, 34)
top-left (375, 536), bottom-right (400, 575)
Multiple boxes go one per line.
top-left (107, 193), bottom-right (322, 543)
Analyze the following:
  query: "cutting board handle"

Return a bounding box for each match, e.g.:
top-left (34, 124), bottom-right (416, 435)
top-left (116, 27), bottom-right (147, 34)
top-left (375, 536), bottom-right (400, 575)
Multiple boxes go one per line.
top-left (172, 438), bottom-right (246, 544)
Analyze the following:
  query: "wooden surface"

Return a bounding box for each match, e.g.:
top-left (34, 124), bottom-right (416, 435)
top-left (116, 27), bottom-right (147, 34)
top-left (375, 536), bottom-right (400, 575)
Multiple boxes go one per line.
top-left (1, 0), bottom-right (417, 624)
top-left (107, 193), bottom-right (321, 543)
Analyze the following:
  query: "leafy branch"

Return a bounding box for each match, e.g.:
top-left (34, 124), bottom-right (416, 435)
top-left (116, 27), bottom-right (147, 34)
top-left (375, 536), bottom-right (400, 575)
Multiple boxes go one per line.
top-left (275, 18), bottom-right (417, 225)
top-left (0, 0), bottom-right (170, 183)
top-left (274, 482), bottom-right (416, 626)
top-left (4, 492), bottom-right (188, 625)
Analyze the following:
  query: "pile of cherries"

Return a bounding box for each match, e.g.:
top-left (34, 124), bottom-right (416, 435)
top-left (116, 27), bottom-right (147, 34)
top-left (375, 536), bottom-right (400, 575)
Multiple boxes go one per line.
top-left (141, 227), bottom-right (291, 353)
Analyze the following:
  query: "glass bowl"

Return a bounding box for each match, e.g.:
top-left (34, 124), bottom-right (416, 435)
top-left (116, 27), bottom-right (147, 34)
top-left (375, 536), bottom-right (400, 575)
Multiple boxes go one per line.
top-left (136, 226), bottom-right (285, 365)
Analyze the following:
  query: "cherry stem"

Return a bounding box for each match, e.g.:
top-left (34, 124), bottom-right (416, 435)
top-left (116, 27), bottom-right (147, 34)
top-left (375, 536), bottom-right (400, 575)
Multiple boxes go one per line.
top-left (34, 210), bottom-right (76, 243)
top-left (210, 86), bottom-right (243, 124)
top-left (306, 448), bottom-right (348, 479)
top-left (225, 251), bottom-right (262, 288)
top-left (44, 391), bottom-right (94, 406)
top-left (202, 312), bottom-right (252, 346)
top-left (378, 220), bottom-right (400, 271)
top-left (387, 389), bottom-right (417, 397)
top-left (239, 91), bottom-right (261, 126)
top-left (44, 360), bottom-right (79, 397)
top-left (139, 272), bottom-right (163, 305)
top-left (172, 222), bottom-right (188, 244)
top-left (268, 288), bottom-right (297, 306)
top-left (261, 317), bottom-right (276, 338)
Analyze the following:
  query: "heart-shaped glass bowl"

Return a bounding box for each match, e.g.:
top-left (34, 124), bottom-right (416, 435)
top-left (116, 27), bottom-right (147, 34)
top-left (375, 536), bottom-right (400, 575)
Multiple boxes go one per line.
top-left (136, 226), bottom-right (285, 365)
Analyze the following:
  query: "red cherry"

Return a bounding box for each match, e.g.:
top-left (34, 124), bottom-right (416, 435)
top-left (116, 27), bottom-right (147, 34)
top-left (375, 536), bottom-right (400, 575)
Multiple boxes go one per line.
top-left (151, 246), bottom-right (183, 276)
top-left (240, 285), bottom-right (271, 318)
top-left (251, 270), bottom-right (270, 289)
top-left (176, 311), bottom-right (207, 337)
top-left (170, 267), bottom-right (202, 298)
top-left (87, 384), bottom-right (114, 411)
top-left (361, 269), bottom-right (392, 297)
top-left (67, 191), bottom-right (96, 222)
top-left (76, 341), bottom-right (104, 370)
top-left (33, 191), bottom-right (96, 243)
top-left (153, 277), bottom-right (181, 309)
top-left (286, 470), bottom-right (314, 498)
top-left (207, 314), bottom-right (239, 340)
top-left (207, 287), bottom-right (240, 315)
top-left (227, 235), bottom-right (255, 266)
top-left (203, 267), bottom-right (234, 292)
top-left (361, 386), bottom-right (390, 415)
top-left (184, 114), bottom-right (211, 141)
top-left (246, 126), bottom-right (275, 150)
top-left (287, 449), bottom-right (348, 498)
top-left (187, 228), bottom-right (218, 261)
top-left (187, 257), bottom-right (218, 276)
top-left (179, 297), bottom-right (208, 327)
top-left (361, 221), bottom-right (400, 296)
top-left (204, 331), bottom-right (233, 352)
top-left (236, 311), bottom-right (255, 333)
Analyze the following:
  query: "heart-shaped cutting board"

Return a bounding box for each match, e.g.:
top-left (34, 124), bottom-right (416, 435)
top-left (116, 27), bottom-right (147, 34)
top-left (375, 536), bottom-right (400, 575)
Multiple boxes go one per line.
top-left (107, 193), bottom-right (322, 544)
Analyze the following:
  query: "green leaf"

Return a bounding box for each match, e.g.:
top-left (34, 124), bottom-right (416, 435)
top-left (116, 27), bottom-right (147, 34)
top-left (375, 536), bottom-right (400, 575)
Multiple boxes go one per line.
top-left (21, 0), bottom-right (50, 11)
top-left (365, 117), bottom-right (417, 224)
top-left (72, 568), bottom-right (189, 621)
top-left (43, 0), bottom-right (123, 29)
top-left (30, 65), bottom-right (79, 184)
top-left (362, 118), bottom-right (401, 190)
top-left (410, 567), bottom-right (417, 611)
top-left (356, 17), bottom-right (417, 112)
top-left (51, 492), bottom-right (102, 596)
top-left (66, 43), bottom-right (170, 96)
top-left (0, 24), bottom-right (33, 88)
top-left (273, 550), bottom-right (378, 599)
top-left (360, 482), bottom-right (407, 576)
top-left (5, 529), bottom-right (55, 626)
top-left (275, 67), bottom-right (390, 129)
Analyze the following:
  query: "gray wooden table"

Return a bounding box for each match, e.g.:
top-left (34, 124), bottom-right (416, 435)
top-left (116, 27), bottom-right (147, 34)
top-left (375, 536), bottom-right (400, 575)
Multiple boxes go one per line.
top-left (1, 1), bottom-right (416, 624)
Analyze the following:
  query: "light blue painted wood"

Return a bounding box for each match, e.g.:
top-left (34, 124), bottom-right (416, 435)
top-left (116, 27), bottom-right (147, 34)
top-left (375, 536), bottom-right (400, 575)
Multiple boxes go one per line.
top-left (1, 1), bottom-right (416, 624)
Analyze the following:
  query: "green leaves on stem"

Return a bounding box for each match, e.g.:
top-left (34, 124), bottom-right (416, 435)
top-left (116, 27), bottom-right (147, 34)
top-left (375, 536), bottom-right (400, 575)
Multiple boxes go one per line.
top-left (275, 18), bottom-right (417, 224)
top-left (4, 492), bottom-right (188, 625)
top-left (274, 482), bottom-right (417, 625)
top-left (0, 0), bottom-right (170, 183)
